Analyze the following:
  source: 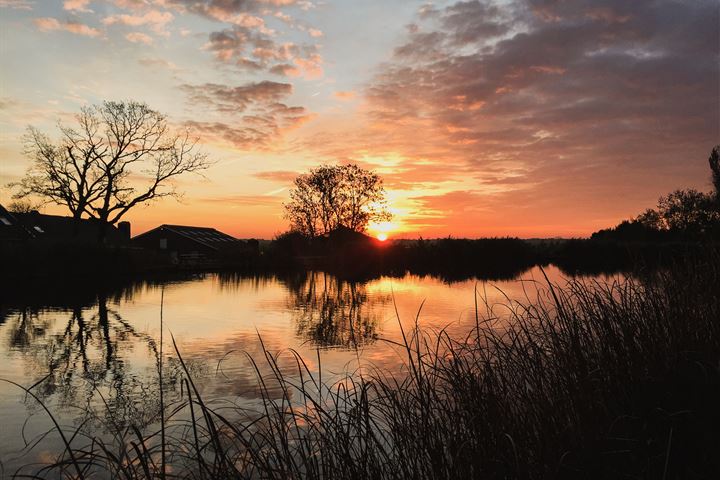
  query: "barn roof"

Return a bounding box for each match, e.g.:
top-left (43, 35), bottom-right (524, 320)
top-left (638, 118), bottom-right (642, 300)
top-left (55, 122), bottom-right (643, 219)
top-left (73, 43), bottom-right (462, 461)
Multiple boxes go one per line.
top-left (7, 210), bottom-right (127, 244)
top-left (133, 224), bottom-right (238, 250)
top-left (0, 204), bottom-right (34, 241)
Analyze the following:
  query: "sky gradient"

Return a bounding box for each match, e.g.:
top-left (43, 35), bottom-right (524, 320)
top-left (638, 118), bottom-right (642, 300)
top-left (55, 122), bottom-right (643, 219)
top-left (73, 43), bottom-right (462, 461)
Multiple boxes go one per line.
top-left (1, 0), bottom-right (718, 239)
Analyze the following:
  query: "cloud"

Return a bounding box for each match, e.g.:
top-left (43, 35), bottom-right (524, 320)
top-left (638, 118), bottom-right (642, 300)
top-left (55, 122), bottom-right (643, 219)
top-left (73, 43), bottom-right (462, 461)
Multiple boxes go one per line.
top-left (0, 0), bottom-right (33, 9)
top-left (204, 24), bottom-right (323, 77)
top-left (253, 170), bottom-right (298, 183)
top-left (333, 91), bottom-right (356, 101)
top-left (180, 81), bottom-right (293, 112)
top-left (113, 0), bottom-right (148, 10)
top-left (290, 0), bottom-right (719, 236)
top-left (102, 10), bottom-right (173, 35)
top-left (34, 17), bottom-right (101, 37)
top-left (138, 57), bottom-right (177, 69)
top-left (63, 0), bottom-right (91, 12)
top-left (181, 81), bottom-right (313, 150)
top-left (0, 97), bottom-right (20, 110)
top-left (160, 0), bottom-right (305, 21)
top-left (126, 31), bottom-right (153, 44)
top-left (199, 194), bottom-right (283, 207)
top-left (153, 1), bottom-right (323, 76)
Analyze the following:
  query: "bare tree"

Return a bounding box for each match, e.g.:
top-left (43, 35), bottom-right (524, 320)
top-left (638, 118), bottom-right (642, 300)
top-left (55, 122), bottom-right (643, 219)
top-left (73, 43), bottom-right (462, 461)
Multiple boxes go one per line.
top-left (284, 164), bottom-right (390, 237)
top-left (6, 199), bottom-right (41, 214)
top-left (11, 101), bottom-right (210, 240)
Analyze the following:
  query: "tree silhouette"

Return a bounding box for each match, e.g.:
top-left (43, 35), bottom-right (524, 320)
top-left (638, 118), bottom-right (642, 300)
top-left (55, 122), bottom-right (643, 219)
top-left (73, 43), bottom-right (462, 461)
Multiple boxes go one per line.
top-left (631, 146), bottom-right (720, 236)
top-left (11, 101), bottom-right (210, 240)
top-left (6, 199), bottom-right (40, 213)
top-left (284, 164), bottom-right (390, 237)
top-left (709, 145), bottom-right (720, 201)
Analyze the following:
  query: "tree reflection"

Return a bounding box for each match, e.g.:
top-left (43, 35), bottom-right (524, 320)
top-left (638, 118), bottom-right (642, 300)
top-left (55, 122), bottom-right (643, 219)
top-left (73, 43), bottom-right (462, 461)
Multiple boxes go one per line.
top-left (3, 289), bottom-right (169, 429)
top-left (284, 272), bottom-right (386, 348)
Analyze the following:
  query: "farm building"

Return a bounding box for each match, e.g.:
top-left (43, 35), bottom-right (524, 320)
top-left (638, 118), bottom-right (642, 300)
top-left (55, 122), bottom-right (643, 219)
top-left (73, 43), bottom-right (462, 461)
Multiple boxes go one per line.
top-left (0, 204), bottom-right (130, 245)
top-left (132, 224), bottom-right (257, 263)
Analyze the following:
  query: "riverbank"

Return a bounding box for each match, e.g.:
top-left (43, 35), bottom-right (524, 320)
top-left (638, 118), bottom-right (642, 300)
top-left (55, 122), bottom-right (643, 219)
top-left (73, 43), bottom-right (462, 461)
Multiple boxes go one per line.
top-left (1, 236), bottom-right (713, 283)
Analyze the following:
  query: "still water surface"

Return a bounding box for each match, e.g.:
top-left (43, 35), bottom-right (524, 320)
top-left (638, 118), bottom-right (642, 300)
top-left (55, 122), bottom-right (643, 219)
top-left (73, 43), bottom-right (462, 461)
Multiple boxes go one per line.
top-left (0, 266), bottom-right (614, 471)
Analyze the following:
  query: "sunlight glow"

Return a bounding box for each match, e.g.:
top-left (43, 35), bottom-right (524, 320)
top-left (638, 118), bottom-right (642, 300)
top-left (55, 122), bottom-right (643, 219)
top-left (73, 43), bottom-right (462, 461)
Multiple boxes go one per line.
top-left (368, 220), bottom-right (399, 240)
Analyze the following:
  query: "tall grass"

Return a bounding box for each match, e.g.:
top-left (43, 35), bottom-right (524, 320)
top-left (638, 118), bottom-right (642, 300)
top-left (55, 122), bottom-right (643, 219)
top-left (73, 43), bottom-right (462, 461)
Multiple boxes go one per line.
top-left (8, 252), bottom-right (720, 479)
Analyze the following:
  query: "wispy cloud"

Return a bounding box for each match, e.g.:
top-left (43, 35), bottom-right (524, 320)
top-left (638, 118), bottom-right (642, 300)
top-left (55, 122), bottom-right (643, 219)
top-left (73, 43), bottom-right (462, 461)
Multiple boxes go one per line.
top-left (253, 170), bottom-right (299, 183)
top-left (126, 31), bottom-right (153, 44)
top-left (102, 10), bottom-right (173, 35)
top-left (34, 17), bottom-right (100, 37)
top-left (180, 81), bottom-right (293, 112)
top-left (63, 0), bottom-right (91, 12)
top-left (138, 56), bottom-right (177, 69)
top-left (333, 91), bottom-right (356, 101)
top-left (0, 0), bottom-right (33, 10)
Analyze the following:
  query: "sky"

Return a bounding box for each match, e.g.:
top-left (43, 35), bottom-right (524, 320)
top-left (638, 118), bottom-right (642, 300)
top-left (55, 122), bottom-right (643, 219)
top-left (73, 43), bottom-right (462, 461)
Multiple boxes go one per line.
top-left (0, 0), bottom-right (718, 239)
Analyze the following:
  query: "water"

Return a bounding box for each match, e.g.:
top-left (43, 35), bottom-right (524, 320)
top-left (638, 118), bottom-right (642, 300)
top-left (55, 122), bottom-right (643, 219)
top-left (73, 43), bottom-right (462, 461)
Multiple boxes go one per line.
top-left (0, 266), bottom-right (615, 472)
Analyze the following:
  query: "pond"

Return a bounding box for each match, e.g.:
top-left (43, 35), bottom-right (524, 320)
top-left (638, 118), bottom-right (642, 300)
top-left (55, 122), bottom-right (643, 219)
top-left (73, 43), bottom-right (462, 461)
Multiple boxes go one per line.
top-left (0, 266), bottom-right (618, 473)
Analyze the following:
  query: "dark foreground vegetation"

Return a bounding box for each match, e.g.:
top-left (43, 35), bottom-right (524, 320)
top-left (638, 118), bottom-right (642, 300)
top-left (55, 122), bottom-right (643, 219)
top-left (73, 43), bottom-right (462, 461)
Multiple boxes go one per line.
top-left (6, 249), bottom-right (719, 479)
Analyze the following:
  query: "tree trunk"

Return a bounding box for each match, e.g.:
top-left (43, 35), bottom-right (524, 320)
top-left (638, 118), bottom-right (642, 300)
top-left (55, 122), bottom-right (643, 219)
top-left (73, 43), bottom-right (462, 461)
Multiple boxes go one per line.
top-left (72, 210), bottom-right (83, 238)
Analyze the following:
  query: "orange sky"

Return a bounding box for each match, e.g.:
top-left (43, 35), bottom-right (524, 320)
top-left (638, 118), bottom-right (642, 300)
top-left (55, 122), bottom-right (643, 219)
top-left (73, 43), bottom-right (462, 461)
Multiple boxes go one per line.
top-left (1, 0), bottom-right (718, 239)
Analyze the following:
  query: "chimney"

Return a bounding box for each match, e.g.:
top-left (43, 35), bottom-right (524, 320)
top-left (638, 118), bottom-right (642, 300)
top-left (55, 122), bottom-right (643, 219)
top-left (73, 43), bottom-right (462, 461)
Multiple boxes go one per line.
top-left (118, 221), bottom-right (131, 240)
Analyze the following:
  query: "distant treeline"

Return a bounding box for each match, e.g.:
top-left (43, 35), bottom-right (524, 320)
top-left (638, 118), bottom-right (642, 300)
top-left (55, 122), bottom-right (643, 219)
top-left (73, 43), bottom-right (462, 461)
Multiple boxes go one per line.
top-left (264, 232), bottom-right (713, 280)
top-left (2, 230), bottom-right (715, 284)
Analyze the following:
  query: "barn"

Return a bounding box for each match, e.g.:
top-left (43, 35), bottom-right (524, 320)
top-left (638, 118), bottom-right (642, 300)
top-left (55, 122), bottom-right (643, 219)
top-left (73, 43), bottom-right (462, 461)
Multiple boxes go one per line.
top-left (132, 224), bottom-right (253, 263)
top-left (0, 204), bottom-right (130, 245)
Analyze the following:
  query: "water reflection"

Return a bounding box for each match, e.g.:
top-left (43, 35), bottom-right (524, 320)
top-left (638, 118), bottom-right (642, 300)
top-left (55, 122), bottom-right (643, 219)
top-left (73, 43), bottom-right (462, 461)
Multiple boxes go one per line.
top-left (3, 292), bottom-right (169, 430)
top-left (0, 265), bottom-right (609, 469)
top-left (214, 271), bottom-right (391, 348)
top-left (286, 272), bottom-right (389, 348)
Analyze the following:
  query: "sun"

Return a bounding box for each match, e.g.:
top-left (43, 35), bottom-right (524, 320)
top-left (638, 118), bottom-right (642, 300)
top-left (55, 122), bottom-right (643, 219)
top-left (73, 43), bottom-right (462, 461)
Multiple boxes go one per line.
top-left (369, 220), bottom-right (398, 241)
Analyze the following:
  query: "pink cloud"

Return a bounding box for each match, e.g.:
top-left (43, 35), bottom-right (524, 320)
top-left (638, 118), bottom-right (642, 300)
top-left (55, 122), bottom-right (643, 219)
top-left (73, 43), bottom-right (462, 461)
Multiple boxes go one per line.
top-left (63, 0), bottom-right (91, 12)
top-left (307, 28), bottom-right (323, 37)
top-left (205, 25), bottom-right (323, 78)
top-left (126, 31), bottom-right (153, 44)
top-left (102, 10), bottom-right (173, 35)
top-left (292, 53), bottom-right (323, 79)
top-left (333, 91), bottom-right (356, 101)
top-left (34, 17), bottom-right (100, 37)
top-left (113, 0), bottom-right (148, 10)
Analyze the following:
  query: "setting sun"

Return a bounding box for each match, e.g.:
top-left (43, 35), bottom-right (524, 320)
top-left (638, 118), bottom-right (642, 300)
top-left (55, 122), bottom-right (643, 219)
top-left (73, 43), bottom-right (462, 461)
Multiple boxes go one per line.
top-left (368, 220), bottom-right (399, 240)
